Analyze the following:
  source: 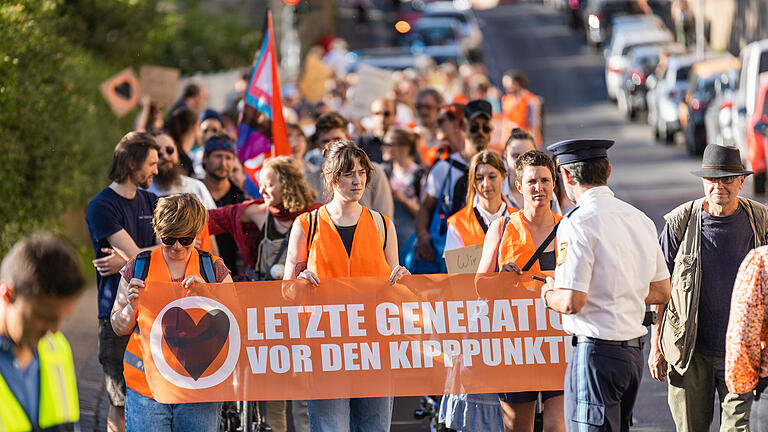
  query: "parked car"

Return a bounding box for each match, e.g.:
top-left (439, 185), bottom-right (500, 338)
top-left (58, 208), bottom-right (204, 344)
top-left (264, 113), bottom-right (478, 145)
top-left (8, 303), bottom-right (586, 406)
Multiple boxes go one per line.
top-left (746, 72), bottom-right (768, 193)
top-left (730, 39), bottom-right (768, 166)
top-left (422, 1), bottom-right (483, 58)
top-left (679, 55), bottom-right (740, 155)
top-left (604, 30), bottom-right (674, 101)
top-left (618, 43), bottom-right (683, 119)
top-left (583, 0), bottom-right (665, 46)
top-left (646, 53), bottom-right (698, 142)
top-left (400, 17), bottom-right (468, 64)
top-left (604, 14), bottom-right (667, 56)
top-left (704, 69), bottom-right (738, 147)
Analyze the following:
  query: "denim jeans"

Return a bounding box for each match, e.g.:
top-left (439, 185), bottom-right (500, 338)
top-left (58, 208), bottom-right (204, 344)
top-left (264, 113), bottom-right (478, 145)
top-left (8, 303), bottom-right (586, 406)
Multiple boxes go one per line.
top-left (125, 388), bottom-right (222, 432)
top-left (308, 397), bottom-right (393, 432)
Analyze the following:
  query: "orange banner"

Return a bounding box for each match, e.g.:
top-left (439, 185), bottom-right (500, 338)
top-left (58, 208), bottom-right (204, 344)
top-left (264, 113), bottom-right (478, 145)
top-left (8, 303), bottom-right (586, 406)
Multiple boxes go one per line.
top-left (137, 272), bottom-right (570, 404)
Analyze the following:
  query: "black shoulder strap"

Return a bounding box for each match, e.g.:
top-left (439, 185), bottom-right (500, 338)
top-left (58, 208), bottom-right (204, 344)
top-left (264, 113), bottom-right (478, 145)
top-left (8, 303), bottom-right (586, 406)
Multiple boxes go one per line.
top-left (197, 250), bottom-right (216, 283)
top-left (306, 209), bottom-right (318, 254)
top-left (379, 212), bottom-right (388, 251)
top-left (472, 207), bottom-right (490, 233)
top-left (133, 251), bottom-right (152, 281)
top-left (521, 221), bottom-right (560, 272)
top-left (447, 157), bottom-right (469, 173)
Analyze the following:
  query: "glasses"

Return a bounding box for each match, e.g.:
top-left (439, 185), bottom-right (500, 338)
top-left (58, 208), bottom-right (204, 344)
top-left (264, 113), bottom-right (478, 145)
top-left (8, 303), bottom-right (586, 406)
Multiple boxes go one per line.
top-left (160, 236), bottom-right (195, 246)
top-left (703, 176), bottom-right (741, 185)
top-left (373, 111), bottom-right (392, 117)
top-left (470, 124), bottom-right (492, 134)
top-left (161, 146), bottom-right (175, 155)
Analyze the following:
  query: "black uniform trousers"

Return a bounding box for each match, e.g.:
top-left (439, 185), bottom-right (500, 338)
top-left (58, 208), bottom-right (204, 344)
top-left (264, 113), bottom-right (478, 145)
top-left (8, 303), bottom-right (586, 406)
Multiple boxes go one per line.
top-left (565, 341), bottom-right (643, 432)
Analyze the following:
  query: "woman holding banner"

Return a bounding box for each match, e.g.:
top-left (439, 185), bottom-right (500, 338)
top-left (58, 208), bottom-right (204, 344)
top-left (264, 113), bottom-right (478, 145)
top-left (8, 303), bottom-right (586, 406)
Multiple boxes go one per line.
top-left (110, 193), bottom-right (233, 432)
top-left (438, 150), bottom-right (511, 432)
top-left (475, 150), bottom-right (565, 432)
top-left (283, 140), bottom-right (410, 432)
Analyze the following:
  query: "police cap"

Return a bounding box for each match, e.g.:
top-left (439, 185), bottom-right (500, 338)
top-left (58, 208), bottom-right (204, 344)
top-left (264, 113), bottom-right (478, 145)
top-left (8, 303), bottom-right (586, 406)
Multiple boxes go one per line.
top-left (546, 139), bottom-right (614, 165)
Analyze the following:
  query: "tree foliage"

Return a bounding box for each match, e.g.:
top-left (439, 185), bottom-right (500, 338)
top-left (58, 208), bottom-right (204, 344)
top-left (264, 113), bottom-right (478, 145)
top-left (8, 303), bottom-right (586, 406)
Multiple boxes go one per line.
top-left (0, 0), bottom-right (262, 256)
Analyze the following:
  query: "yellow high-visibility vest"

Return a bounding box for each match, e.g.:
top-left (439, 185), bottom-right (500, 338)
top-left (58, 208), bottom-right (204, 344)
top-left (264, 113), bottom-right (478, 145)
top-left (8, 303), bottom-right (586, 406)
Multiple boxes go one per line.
top-left (0, 331), bottom-right (79, 432)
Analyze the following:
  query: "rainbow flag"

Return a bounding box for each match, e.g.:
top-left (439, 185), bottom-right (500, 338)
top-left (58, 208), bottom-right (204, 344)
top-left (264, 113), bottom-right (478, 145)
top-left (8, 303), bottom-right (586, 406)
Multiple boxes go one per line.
top-left (236, 10), bottom-right (289, 198)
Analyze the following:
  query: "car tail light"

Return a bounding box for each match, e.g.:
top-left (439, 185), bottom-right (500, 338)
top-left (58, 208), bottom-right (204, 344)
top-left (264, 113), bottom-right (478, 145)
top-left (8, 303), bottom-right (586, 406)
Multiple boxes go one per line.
top-left (569, 0), bottom-right (580, 10)
top-left (720, 101), bottom-right (733, 110)
top-left (608, 66), bottom-right (622, 74)
top-left (691, 99), bottom-right (701, 111)
top-left (631, 71), bottom-right (646, 86)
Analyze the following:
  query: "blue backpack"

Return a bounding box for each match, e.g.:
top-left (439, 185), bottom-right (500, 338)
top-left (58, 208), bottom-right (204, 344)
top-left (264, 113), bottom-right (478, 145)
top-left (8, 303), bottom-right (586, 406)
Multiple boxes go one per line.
top-left (132, 249), bottom-right (216, 283)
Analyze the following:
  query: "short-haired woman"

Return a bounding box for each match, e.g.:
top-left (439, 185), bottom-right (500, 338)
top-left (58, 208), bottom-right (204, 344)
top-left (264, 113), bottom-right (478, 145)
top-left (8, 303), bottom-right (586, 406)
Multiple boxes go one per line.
top-left (439, 150), bottom-right (512, 432)
top-left (283, 140), bottom-right (410, 431)
top-left (476, 150), bottom-right (565, 432)
top-left (111, 193), bottom-right (233, 432)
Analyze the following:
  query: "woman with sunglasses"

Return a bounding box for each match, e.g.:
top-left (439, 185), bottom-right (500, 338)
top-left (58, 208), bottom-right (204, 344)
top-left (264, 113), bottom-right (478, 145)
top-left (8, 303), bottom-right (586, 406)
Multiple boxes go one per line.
top-left (438, 150), bottom-right (511, 432)
top-left (475, 150), bottom-right (565, 432)
top-left (110, 193), bottom-right (233, 432)
top-left (283, 140), bottom-right (409, 432)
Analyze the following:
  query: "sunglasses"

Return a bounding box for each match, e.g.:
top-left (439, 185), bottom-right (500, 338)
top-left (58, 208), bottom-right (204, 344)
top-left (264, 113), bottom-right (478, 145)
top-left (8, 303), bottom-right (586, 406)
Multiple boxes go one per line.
top-left (373, 111), bottom-right (392, 117)
top-left (161, 146), bottom-right (175, 155)
top-left (470, 124), bottom-right (492, 134)
top-left (161, 236), bottom-right (195, 246)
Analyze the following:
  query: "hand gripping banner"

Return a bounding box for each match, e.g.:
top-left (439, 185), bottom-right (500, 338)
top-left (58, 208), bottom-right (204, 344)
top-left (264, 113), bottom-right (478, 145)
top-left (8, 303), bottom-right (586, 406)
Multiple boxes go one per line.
top-left (137, 272), bottom-right (570, 403)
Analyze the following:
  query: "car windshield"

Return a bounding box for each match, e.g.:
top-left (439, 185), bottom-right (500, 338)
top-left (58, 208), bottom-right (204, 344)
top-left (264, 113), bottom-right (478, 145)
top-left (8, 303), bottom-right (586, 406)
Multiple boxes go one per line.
top-left (676, 65), bottom-right (692, 82)
top-left (425, 12), bottom-right (467, 24)
top-left (410, 26), bottom-right (457, 46)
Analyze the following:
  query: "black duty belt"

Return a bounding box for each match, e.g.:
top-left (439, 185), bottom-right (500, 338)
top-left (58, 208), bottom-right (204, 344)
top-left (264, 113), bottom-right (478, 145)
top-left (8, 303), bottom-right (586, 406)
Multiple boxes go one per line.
top-left (573, 336), bottom-right (644, 348)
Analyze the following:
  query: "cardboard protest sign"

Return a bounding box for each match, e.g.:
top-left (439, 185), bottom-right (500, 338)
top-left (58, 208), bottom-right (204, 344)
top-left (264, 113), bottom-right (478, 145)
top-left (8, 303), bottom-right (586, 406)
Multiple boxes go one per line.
top-left (298, 51), bottom-right (334, 103)
top-left (137, 272), bottom-right (569, 403)
top-left (347, 64), bottom-right (393, 118)
top-left (445, 244), bottom-right (484, 274)
top-left (99, 68), bottom-right (140, 117)
top-left (139, 65), bottom-right (181, 107)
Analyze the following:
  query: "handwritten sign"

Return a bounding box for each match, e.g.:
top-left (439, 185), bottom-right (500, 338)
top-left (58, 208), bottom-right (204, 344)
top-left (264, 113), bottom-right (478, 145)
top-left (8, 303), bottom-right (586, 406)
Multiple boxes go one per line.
top-left (298, 51), bottom-right (334, 103)
top-left (347, 64), bottom-right (392, 118)
top-left (99, 68), bottom-right (140, 117)
top-left (139, 65), bottom-right (181, 107)
top-left (445, 244), bottom-right (484, 274)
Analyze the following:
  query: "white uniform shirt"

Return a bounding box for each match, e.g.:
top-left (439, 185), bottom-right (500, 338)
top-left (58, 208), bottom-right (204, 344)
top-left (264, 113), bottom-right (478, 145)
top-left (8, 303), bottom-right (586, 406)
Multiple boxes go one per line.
top-left (553, 186), bottom-right (669, 340)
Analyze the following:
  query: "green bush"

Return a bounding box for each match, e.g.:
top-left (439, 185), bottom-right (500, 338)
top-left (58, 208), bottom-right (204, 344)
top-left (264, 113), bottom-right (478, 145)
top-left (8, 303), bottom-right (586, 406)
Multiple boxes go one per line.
top-left (0, 0), bottom-right (262, 257)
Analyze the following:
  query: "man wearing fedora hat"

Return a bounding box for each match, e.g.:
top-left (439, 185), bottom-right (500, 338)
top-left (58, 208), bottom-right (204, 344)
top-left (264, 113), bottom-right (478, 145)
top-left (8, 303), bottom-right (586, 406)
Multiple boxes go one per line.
top-left (651, 144), bottom-right (768, 431)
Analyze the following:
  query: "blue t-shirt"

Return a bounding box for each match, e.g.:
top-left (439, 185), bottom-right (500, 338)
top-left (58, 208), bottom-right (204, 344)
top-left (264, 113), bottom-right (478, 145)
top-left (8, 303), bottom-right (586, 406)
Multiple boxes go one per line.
top-left (0, 336), bottom-right (39, 427)
top-left (86, 187), bottom-right (157, 318)
top-left (660, 204), bottom-right (754, 356)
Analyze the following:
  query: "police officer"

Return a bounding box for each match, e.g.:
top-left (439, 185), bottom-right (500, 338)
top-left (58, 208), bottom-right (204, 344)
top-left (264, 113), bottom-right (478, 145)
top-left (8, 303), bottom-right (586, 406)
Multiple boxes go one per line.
top-left (540, 139), bottom-right (671, 431)
top-left (0, 234), bottom-right (85, 431)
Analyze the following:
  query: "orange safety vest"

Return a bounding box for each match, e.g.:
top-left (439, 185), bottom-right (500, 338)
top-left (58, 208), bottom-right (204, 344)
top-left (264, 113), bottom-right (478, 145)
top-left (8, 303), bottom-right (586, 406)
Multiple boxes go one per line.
top-left (447, 204), bottom-right (513, 247)
top-left (502, 90), bottom-right (537, 131)
top-left (423, 144), bottom-right (452, 168)
top-left (497, 210), bottom-right (562, 275)
top-left (122, 247), bottom-right (223, 398)
top-left (197, 223), bottom-right (212, 254)
top-left (298, 205), bottom-right (391, 278)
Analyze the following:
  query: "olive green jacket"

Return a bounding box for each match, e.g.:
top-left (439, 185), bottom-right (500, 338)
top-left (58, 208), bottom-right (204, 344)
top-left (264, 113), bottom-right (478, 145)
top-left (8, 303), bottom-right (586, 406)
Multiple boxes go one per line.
top-left (659, 197), bottom-right (768, 373)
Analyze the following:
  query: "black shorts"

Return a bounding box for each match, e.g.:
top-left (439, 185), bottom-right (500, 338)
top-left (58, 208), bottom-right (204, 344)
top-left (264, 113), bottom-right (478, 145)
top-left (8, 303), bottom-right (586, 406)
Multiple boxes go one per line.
top-left (98, 317), bottom-right (130, 407)
top-left (499, 390), bottom-right (564, 404)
